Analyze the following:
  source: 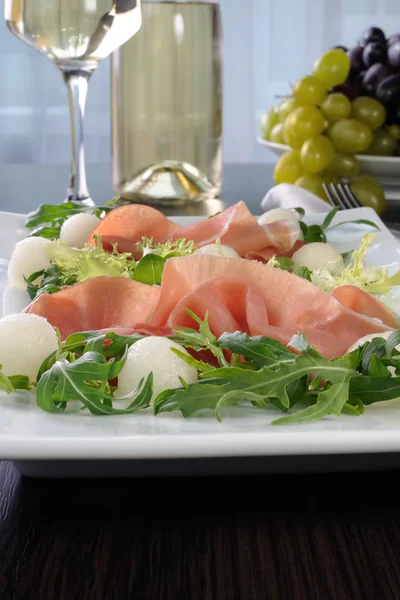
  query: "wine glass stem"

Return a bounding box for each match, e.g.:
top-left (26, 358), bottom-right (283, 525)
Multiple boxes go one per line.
top-left (63, 70), bottom-right (94, 207)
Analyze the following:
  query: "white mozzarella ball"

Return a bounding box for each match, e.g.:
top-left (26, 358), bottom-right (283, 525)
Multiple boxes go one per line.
top-left (7, 237), bottom-right (51, 291)
top-left (115, 337), bottom-right (198, 403)
top-left (257, 208), bottom-right (300, 226)
top-left (59, 213), bottom-right (100, 248)
top-left (2, 284), bottom-right (31, 316)
top-left (0, 313), bottom-right (59, 381)
top-left (197, 244), bottom-right (241, 259)
top-left (292, 242), bottom-right (343, 275)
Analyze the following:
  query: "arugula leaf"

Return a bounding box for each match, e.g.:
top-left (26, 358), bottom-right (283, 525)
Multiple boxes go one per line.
top-left (36, 351), bottom-right (153, 414)
top-left (320, 206), bottom-right (339, 230)
top-left (217, 331), bottom-right (295, 369)
top-left (29, 225), bottom-right (63, 239)
top-left (156, 347), bottom-right (358, 422)
top-left (327, 219), bottom-right (380, 232)
top-left (293, 266), bottom-right (312, 281)
top-left (349, 376), bottom-right (400, 405)
top-left (25, 197), bottom-right (121, 239)
top-left (272, 376), bottom-right (353, 425)
top-left (0, 370), bottom-right (32, 394)
top-left (270, 256), bottom-right (293, 271)
top-left (304, 224), bottom-right (327, 243)
top-left (293, 207), bottom-right (305, 219)
top-left (132, 254), bottom-right (166, 285)
top-left (0, 370), bottom-right (14, 394)
top-left (26, 202), bottom-right (87, 229)
top-left (172, 311), bottom-right (228, 366)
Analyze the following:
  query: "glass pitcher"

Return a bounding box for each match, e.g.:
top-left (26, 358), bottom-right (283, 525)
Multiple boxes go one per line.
top-left (111, 0), bottom-right (222, 205)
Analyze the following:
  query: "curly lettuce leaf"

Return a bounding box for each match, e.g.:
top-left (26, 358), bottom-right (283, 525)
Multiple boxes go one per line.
top-left (311, 233), bottom-right (400, 294)
top-left (46, 239), bottom-right (135, 283)
top-left (136, 237), bottom-right (197, 259)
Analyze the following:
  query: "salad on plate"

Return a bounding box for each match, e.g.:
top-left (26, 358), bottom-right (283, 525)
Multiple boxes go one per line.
top-left (2, 194), bottom-right (400, 426)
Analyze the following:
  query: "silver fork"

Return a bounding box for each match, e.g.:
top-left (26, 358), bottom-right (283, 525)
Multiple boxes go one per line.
top-left (323, 182), bottom-right (362, 210)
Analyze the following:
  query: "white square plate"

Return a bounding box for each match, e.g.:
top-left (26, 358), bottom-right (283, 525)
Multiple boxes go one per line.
top-left (2, 208), bottom-right (400, 478)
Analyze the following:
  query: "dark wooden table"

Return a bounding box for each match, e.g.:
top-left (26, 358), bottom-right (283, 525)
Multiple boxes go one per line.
top-left (1, 461), bottom-right (400, 600)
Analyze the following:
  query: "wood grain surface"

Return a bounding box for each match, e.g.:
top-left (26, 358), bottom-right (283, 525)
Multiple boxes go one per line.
top-left (1, 461), bottom-right (400, 600)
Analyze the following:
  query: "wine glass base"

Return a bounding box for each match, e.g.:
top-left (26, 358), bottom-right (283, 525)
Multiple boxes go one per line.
top-left (65, 195), bottom-right (95, 208)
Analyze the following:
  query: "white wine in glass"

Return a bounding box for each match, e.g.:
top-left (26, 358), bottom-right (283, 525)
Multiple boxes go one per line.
top-left (5, 0), bottom-right (142, 206)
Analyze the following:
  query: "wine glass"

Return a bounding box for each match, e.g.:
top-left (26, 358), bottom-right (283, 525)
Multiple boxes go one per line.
top-left (5, 0), bottom-right (142, 207)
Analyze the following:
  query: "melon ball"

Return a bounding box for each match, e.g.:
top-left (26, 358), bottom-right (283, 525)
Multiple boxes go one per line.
top-left (0, 313), bottom-right (59, 381)
top-left (197, 244), bottom-right (240, 259)
top-left (115, 337), bottom-right (198, 403)
top-left (7, 237), bottom-right (51, 291)
top-left (257, 207), bottom-right (300, 226)
top-left (292, 242), bottom-right (343, 274)
top-left (59, 213), bottom-right (100, 248)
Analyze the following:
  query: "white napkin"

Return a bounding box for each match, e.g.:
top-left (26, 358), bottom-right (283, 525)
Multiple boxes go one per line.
top-left (261, 183), bottom-right (329, 214)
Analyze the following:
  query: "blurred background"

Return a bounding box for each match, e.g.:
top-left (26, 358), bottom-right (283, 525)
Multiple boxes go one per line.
top-left (1, 0), bottom-right (399, 169)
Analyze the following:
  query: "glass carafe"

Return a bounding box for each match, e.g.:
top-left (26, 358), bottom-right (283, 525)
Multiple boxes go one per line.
top-left (111, 0), bottom-right (222, 205)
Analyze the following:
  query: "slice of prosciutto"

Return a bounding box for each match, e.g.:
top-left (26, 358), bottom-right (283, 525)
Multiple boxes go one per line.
top-left (25, 277), bottom-right (161, 340)
top-left (87, 201), bottom-right (300, 258)
top-left (331, 285), bottom-right (400, 329)
top-left (150, 255), bottom-right (397, 359)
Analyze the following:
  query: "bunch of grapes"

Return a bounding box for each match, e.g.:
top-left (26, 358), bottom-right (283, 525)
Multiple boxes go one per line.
top-left (260, 27), bottom-right (400, 214)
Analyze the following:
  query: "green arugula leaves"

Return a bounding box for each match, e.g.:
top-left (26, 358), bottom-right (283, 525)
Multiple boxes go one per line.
top-left (3, 315), bottom-right (400, 425)
top-left (297, 206), bottom-right (379, 244)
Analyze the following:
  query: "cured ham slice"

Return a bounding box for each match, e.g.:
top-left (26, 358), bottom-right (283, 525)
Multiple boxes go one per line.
top-left (87, 205), bottom-right (181, 256)
top-left (150, 255), bottom-right (394, 358)
top-left (25, 277), bottom-right (161, 340)
top-left (87, 201), bottom-right (300, 258)
top-left (331, 285), bottom-right (399, 329)
top-left (172, 201), bottom-right (300, 255)
top-left (245, 240), bottom-right (306, 263)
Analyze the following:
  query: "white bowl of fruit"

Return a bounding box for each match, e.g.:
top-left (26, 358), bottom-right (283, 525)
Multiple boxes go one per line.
top-left (258, 26), bottom-right (400, 214)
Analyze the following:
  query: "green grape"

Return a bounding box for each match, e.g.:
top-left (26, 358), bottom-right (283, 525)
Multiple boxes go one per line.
top-left (269, 123), bottom-right (285, 144)
top-left (274, 151), bottom-right (303, 185)
top-left (388, 125), bottom-right (400, 140)
top-left (351, 97), bottom-right (386, 131)
top-left (362, 129), bottom-right (397, 156)
top-left (283, 127), bottom-right (303, 150)
top-left (300, 135), bottom-right (335, 174)
top-left (293, 75), bottom-right (328, 106)
top-left (284, 106), bottom-right (325, 143)
top-left (328, 118), bottom-right (373, 154)
top-left (278, 97), bottom-right (299, 123)
top-left (260, 108), bottom-right (280, 140)
top-left (350, 175), bottom-right (386, 215)
top-left (321, 93), bottom-right (352, 122)
top-left (295, 174), bottom-right (329, 202)
top-left (313, 49), bottom-right (351, 88)
top-left (326, 153), bottom-right (359, 178)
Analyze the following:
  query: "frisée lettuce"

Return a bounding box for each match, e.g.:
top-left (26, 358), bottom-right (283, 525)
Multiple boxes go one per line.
top-left (311, 233), bottom-right (400, 295)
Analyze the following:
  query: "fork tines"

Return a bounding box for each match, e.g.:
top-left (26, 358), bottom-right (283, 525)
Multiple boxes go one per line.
top-left (323, 182), bottom-right (362, 210)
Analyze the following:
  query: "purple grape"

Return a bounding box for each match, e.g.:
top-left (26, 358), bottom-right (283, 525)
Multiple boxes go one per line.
top-left (388, 41), bottom-right (400, 68)
top-left (387, 102), bottom-right (400, 125)
top-left (376, 74), bottom-right (400, 105)
top-left (363, 63), bottom-right (391, 94)
top-left (362, 42), bottom-right (387, 68)
top-left (331, 83), bottom-right (360, 101)
top-left (348, 46), bottom-right (365, 73)
top-left (360, 26), bottom-right (386, 46)
top-left (388, 34), bottom-right (400, 46)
